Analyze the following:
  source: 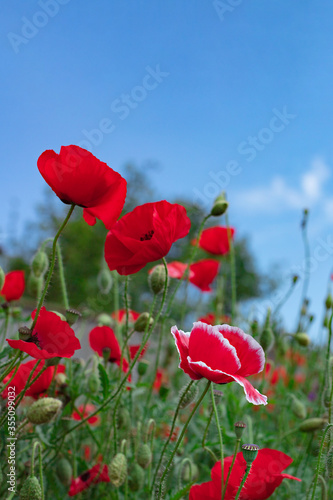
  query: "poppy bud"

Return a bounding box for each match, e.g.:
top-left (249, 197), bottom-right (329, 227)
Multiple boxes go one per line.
top-left (128, 463), bottom-right (145, 492)
top-left (134, 312), bottom-right (153, 333)
top-left (210, 193), bottom-right (229, 217)
top-left (292, 275), bottom-right (299, 284)
top-left (109, 453), bottom-right (127, 487)
top-left (309, 314), bottom-right (314, 323)
top-left (19, 326), bottom-right (32, 341)
top-left (181, 460), bottom-right (199, 482)
top-left (97, 313), bottom-right (113, 327)
top-left (31, 250), bottom-right (49, 278)
top-left (291, 395), bottom-right (307, 419)
top-left (259, 327), bottom-right (275, 353)
top-left (28, 274), bottom-right (44, 299)
top-left (149, 265), bottom-right (168, 295)
top-left (0, 266), bottom-right (4, 291)
top-left (55, 373), bottom-right (67, 386)
top-left (27, 397), bottom-right (62, 425)
top-left (65, 308), bottom-right (81, 326)
top-left (299, 418), bottom-right (327, 432)
top-left (45, 357), bottom-right (62, 367)
top-left (97, 268), bottom-right (113, 294)
top-left (56, 458), bottom-right (72, 487)
top-left (179, 383), bottom-right (199, 409)
top-left (250, 319), bottom-right (259, 338)
top-left (159, 386), bottom-right (170, 400)
top-left (326, 446), bottom-right (333, 478)
top-left (234, 421), bottom-right (246, 439)
top-left (294, 332), bottom-right (310, 347)
top-left (137, 443), bottom-right (152, 469)
top-left (88, 371), bottom-right (100, 393)
top-left (241, 444), bottom-right (259, 464)
top-left (20, 475), bottom-right (42, 500)
top-left (326, 294), bottom-right (333, 310)
top-left (138, 360), bottom-right (149, 376)
top-left (117, 407), bottom-right (131, 432)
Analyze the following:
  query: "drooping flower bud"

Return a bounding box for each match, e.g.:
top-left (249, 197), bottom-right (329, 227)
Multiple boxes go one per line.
top-left (27, 397), bottom-right (62, 425)
top-left (294, 332), bottom-right (310, 347)
top-left (117, 407), bottom-right (131, 432)
top-left (179, 383), bottom-right (199, 409)
top-left (326, 446), bottom-right (333, 478)
top-left (138, 360), bottom-right (149, 377)
top-left (299, 418), bottom-right (327, 432)
top-left (56, 458), bottom-right (72, 487)
top-left (97, 268), bottom-right (113, 294)
top-left (290, 395), bottom-right (307, 419)
top-left (259, 327), bottom-right (275, 353)
top-left (128, 463), bottom-right (145, 492)
top-left (137, 443), bottom-right (152, 469)
top-left (18, 326), bottom-right (32, 341)
top-left (28, 274), bottom-right (44, 299)
top-left (181, 460), bottom-right (199, 482)
top-left (241, 444), bottom-right (259, 464)
top-left (0, 266), bottom-right (5, 291)
top-left (109, 453), bottom-right (127, 487)
top-left (97, 313), bottom-right (113, 327)
top-left (210, 193), bottom-right (229, 217)
top-left (20, 475), bottom-right (42, 500)
top-left (65, 308), bottom-right (81, 326)
top-left (149, 265), bottom-right (168, 295)
top-left (326, 294), bottom-right (333, 310)
top-left (31, 250), bottom-right (49, 278)
top-left (134, 312), bottom-right (153, 333)
top-left (234, 421), bottom-right (246, 439)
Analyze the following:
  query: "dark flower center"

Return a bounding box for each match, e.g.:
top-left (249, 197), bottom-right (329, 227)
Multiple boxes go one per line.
top-left (24, 332), bottom-right (41, 348)
top-left (140, 230), bottom-right (154, 241)
top-left (80, 470), bottom-right (91, 482)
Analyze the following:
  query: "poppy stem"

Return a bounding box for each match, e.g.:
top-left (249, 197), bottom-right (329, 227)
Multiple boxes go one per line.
top-left (155, 380), bottom-right (211, 500)
top-left (56, 241), bottom-right (69, 310)
top-left (222, 438), bottom-right (241, 500)
top-left (210, 384), bottom-right (224, 499)
top-left (30, 203), bottom-right (75, 332)
top-left (234, 464), bottom-right (252, 500)
top-left (310, 423), bottom-right (333, 500)
top-left (225, 210), bottom-right (237, 324)
top-left (0, 350), bottom-right (21, 383)
top-left (31, 440), bottom-right (44, 500)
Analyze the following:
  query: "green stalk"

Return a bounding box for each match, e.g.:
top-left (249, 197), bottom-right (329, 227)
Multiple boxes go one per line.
top-left (225, 211), bottom-right (236, 323)
top-left (310, 424), bottom-right (333, 500)
top-left (211, 384), bottom-right (224, 499)
top-left (56, 241), bottom-right (69, 310)
top-left (0, 351), bottom-right (21, 383)
top-left (234, 464), bottom-right (252, 500)
top-left (0, 308), bottom-right (10, 352)
top-left (222, 439), bottom-right (240, 500)
top-left (31, 441), bottom-right (44, 500)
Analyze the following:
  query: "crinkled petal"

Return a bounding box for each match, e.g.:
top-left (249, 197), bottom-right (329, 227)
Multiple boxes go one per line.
top-left (171, 326), bottom-right (202, 380)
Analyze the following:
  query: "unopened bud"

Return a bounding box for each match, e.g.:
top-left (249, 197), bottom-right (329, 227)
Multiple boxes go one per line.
top-left (28, 274), bottom-right (44, 299)
top-left (292, 275), bottom-right (299, 284)
top-left (109, 453), bottom-right (127, 487)
top-left (309, 314), bottom-right (314, 323)
top-left (56, 458), bottom-right (72, 487)
top-left (234, 421), bottom-right (246, 439)
top-left (294, 332), bottom-right (310, 347)
top-left (32, 250), bottom-right (49, 277)
top-left (117, 407), bottom-right (131, 432)
top-left (181, 460), bottom-right (199, 482)
top-left (19, 326), bottom-right (32, 341)
top-left (299, 418), bottom-right (327, 432)
top-left (97, 268), bottom-right (113, 294)
top-left (134, 312), bottom-right (153, 333)
top-left (250, 320), bottom-right (259, 338)
top-left (260, 327), bottom-right (275, 353)
top-left (149, 265), bottom-right (168, 295)
top-left (179, 383), bottom-right (199, 409)
top-left (137, 443), bottom-right (152, 469)
top-left (128, 463), bottom-right (145, 492)
top-left (326, 294), bottom-right (333, 310)
top-left (241, 444), bottom-right (259, 464)
top-left (0, 266), bottom-right (5, 291)
top-left (27, 397), bottom-right (62, 425)
top-left (65, 309), bottom-right (81, 326)
top-left (97, 313), bottom-right (112, 327)
top-left (45, 357), bottom-right (61, 367)
top-left (20, 475), bottom-right (42, 500)
top-left (211, 193), bottom-right (229, 217)
top-left (55, 373), bottom-right (67, 386)
top-left (326, 446), bottom-right (333, 478)
top-left (291, 395), bottom-right (307, 419)
top-left (138, 360), bottom-right (149, 377)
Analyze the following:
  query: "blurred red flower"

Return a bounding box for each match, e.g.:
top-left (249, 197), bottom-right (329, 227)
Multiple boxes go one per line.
top-left (0, 270), bottom-right (25, 302)
top-left (7, 307), bottom-right (81, 359)
top-left (111, 309), bottom-right (140, 323)
top-left (68, 463), bottom-right (110, 496)
top-left (190, 448), bottom-right (300, 500)
top-left (1, 360), bottom-right (65, 400)
top-left (192, 226), bottom-right (235, 255)
top-left (104, 200), bottom-right (191, 275)
top-left (37, 145), bottom-right (127, 229)
top-left (89, 326), bottom-right (129, 374)
top-left (72, 404), bottom-right (100, 426)
top-left (198, 313), bottom-right (231, 325)
top-left (172, 322), bottom-right (267, 405)
top-left (151, 259), bottom-right (220, 292)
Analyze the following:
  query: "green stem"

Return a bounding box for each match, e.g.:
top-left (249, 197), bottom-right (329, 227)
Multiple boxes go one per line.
top-left (310, 424), bottom-right (333, 500)
top-left (234, 464), bottom-right (252, 500)
top-left (145, 320), bottom-right (165, 411)
top-left (56, 242), bottom-right (69, 310)
top-left (0, 351), bottom-right (21, 383)
top-left (225, 211), bottom-right (236, 323)
top-left (211, 384), bottom-right (224, 499)
top-left (0, 309), bottom-right (10, 352)
top-left (156, 380), bottom-right (211, 499)
top-left (202, 406), bottom-right (214, 449)
top-left (30, 204), bottom-right (75, 332)
top-left (222, 439), bottom-right (240, 500)
top-left (31, 441), bottom-right (44, 500)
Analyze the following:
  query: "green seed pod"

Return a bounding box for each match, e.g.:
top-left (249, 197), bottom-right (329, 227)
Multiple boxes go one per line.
top-left (0, 266), bottom-right (5, 291)
top-left (291, 395), bottom-right (307, 420)
top-left (18, 327), bottom-right (32, 341)
top-left (27, 397), bottom-right (62, 425)
top-left (138, 360), bottom-right (149, 377)
top-left (109, 453), bottom-right (127, 487)
top-left (97, 268), bottom-right (113, 294)
top-left (234, 421), bottom-right (246, 439)
top-left (20, 475), bottom-right (42, 500)
top-left (32, 251), bottom-right (49, 278)
top-left (65, 309), bottom-right (81, 326)
top-left (117, 407), bottom-right (131, 432)
top-left (28, 274), bottom-right (44, 299)
top-left (326, 446), bottom-right (333, 478)
top-left (210, 194), bottom-right (229, 217)
top-left (137, 443), bottom-right (152, 469)
top-left (128, 463), bottom-right (145, 492)
top-left (56, 458), bottom-right (72, 487)
top-left (149, 265), bottom-right (167, 295)
top-left (294, 332), bottom-right (310, 347)
top-left (259, 327), bottom-right (275, 353)
top-left (88, 371), bottom-right (100, 394)
top-left (241, 444), bottom-right (259, 464)
top-left (134, 312), bottom-right (154, 332)
top-left (181, 460), bottom-right (199, 482)
top-left (179, 383), bottom-right (199, 409)
top-left (299, 418), bottom-right (327, 432)
top-left (97, 313), bottom-right (113, 327)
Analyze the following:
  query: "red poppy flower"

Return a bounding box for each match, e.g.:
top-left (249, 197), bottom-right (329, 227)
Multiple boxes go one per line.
top-left (151, 260), bottom-right (220, 292)
top-left (1, 360), bottom-right (65, 400)
top-left (129, 344), bottom-right (148, 360)
top-left (7, 307), bottom-right (81, 359)
top-left (172, 322), bottom-right (267, 405)
top-left (198, 313), bottom-right (231, 325)
top-left (111, 309), bottom-right (140, 323)
top-left (189, 448), bottom-right (301, 500)
top-left (104, 200), bottom-right (191, 275)
top-left (192, 226), bottom-right (235, 255)
top-left (37, 145), bottom-right (127, 229)
top-left (89, 326), bottom-right (121, 362)
top-left (0, 270), bottom-right (25, 302)
top-left (285, 349), bottom-right (307, 366)
top-left (72, 404), bottom-right (100, 426)
top-left (153, 368), bottom-right (168, 392)
top-left (68, 463), bottom-right (110, 497)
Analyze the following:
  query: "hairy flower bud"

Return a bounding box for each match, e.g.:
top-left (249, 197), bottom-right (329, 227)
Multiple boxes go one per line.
top-left (138, 360), bottom-right (149, 377)
top-left (294, 332), bottom-right (310, 347)
top-left (56, 458), bottom-right (72, 487)
top-left (149, 265), bottom-right (167, 295)
top-left (210, 193), bottom-right (229, 217)
top-left (65, 308), bottom-right (81, 326)
top-left (291, 395), bottom-right (307, 420)
top-left (241, 444), bottom-right (259, 464)
top-left (234, 421), bottom-right (246, 439)
top-left (28, 274), bottom-right (44, 299)
top-left (134, 312), bottom-right (153, 333)
top-left (117, 407), bottom-right (131, 432)
top-left (179, 383), bottom-right (199, 409)
top-left (32, 250), bottom-right (49, 278)
top-left (27, 397), bottom-right (62, 425)
top-left (20, 475), bottom-right (42, 500)
top-left (137, 443), bottom-right (152, 469)
top-left (259, 327), bottom-right (275, 353)
top-left (128, 463), bottom-right (145, 492)
top-left (250, 319), bottom-right (259, 338)
top-left (299, 418), bottom-right (327, 432)
top-left (181, 460), bottom-right (199, 482)
top-left (97, 313), bottom-right (113, 327)
top-left (109, 453), bottom-right (127, 487)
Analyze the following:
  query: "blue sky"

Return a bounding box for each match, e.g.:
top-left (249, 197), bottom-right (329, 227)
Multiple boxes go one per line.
top-left (1, 0), bottom-right (333, 338)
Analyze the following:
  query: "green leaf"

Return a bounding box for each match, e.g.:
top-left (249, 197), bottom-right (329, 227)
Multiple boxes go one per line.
top-left (98, 363), bottom-right (110, 399)
top-left (170, 482), bottom-right (194, 500)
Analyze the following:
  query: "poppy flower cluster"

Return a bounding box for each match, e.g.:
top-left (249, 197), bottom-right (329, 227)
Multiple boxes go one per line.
top-left (7, 307), bottom-right (81, 359)
top-left (190, 448), bottom-right (301, 499)
top-left (192, 226), bottom-right (235, 255)
top-left (0, 270), bottom-right (25, 302)
top-left (172, 321), bottom-right (267, 405)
